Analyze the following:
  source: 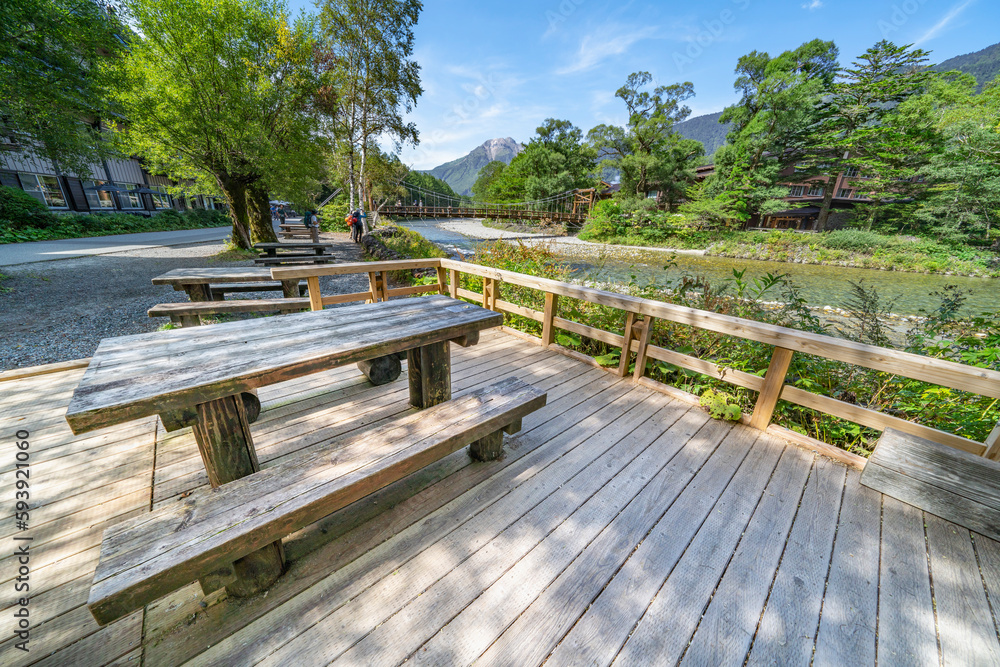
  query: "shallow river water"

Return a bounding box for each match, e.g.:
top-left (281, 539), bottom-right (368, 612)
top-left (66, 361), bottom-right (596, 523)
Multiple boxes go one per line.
top-left (398, 220), bottom-right (999, 317)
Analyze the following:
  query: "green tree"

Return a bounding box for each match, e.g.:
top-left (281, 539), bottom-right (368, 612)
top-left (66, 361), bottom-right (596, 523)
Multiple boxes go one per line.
top-left (711, 39), bottom-right (839, 223)
top-left (806, 40), bottom-right (935, 230)
top-left (0, 0), bottom-right (128, 176)
top-left (471, 161), bottom-right (507, 202)
top-left (318, 0), bottom-right (422, 212)
top-left (112, 0), bottom-right (321, 246)
top-left (588, 73), bottom-right (703, 211)
top-left (912, 74), bottom-right (1000, 241)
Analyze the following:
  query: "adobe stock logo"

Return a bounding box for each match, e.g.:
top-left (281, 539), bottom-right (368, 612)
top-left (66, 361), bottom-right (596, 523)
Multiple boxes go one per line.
top-left (877, 0), bottom-right (932, 38)
top-left (672, 0), bottom-right (752, 74)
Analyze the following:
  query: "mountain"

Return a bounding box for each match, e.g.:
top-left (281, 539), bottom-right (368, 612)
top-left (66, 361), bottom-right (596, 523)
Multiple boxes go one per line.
top-left (933, 41), bottom-right (1000, 92)
top-left (423, 137), bottom-right (524, 195)
top-left (675, 111), bottom-right (730, 157)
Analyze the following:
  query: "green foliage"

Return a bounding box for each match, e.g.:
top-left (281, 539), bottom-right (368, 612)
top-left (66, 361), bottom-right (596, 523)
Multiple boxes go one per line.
top-left (933, 42), bottom-right (1000, 93)
top-left (699, 389), bottom-right (743, 421)
top-left (588, 73), bottom-right (703, 210)
top-left (0, 186), bottom-right (54, 230)
top-left (0, 209), bottom-right (227, 244)
top-left (471, 161), bottom-right (507, 201)
top-left (1, 0), bottom-right (127, 176)
top-left (403, 171), bottom-right (458, 200)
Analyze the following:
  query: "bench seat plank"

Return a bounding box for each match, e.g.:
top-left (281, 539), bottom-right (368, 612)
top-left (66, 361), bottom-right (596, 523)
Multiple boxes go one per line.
top-left (148, 299), bottom-right (312, 318)
top-left (253, 257), bottom-right (334, 265)
top-left (861, 428), bottom-right (1000, 540)
top-left (87, 377), bottom-right (546, 625)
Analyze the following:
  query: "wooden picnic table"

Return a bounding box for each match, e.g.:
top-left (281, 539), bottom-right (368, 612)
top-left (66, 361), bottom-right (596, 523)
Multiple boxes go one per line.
top-left (65, 296), bottom-right (502, 595)
top-left (253, 242), bottom-right (334, 258)
top-left (152, 267), bottom-right (305, 301)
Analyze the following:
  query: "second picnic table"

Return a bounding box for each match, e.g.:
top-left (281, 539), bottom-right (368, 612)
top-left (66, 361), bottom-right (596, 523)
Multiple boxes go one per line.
top-left (152, 267), bottom-right (307, 301)
top-left (253, 242), bottom-right (335, 266)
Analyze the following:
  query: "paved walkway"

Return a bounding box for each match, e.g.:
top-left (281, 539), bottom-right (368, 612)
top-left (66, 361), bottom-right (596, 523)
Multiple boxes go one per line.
top-left (0, 226), bottom-right (235, 266)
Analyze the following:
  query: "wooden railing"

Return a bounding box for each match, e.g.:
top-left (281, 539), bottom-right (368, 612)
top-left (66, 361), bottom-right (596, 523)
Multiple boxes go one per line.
top-left (272, 258), bottom-right (1000, 463)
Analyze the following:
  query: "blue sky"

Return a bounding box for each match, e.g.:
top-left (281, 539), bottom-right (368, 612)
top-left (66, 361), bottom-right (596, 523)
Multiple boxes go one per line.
top-left (288, 0), bottom-right (999, 170)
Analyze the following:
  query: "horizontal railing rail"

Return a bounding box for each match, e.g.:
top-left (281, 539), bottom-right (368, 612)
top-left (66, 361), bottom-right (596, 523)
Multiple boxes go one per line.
top-left (272, 257), bottom-right (1000, 461)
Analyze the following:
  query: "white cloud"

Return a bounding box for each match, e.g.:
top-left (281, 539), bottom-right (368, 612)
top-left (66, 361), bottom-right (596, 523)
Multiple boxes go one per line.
top-left (555, 25), bottom-right (658, 75)
top-left (801, 0), bottom-right (823, 10)
top-left (915, 0), bottom-right (975, 45)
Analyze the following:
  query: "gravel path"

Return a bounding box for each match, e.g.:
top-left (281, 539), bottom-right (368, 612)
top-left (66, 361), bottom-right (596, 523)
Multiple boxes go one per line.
top-left (0, 232), bottom-right (367, 370)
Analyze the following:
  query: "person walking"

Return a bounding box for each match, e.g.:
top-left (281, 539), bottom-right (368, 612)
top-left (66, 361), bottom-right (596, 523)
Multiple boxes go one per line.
top-left (277, 204), bottom-right (286, 226)
top-left (350, 209), bottom-right (362, 243)
top-left (270, 203), bottom-right (277, 222)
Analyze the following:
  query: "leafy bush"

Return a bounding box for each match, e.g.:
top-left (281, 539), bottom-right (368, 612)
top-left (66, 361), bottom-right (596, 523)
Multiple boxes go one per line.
top-left (821, 229), bottom-right (885, 251)
top-left (0, 207), bottom-right (229, 244)
top-left (0, 186), bottom-right (54, 230)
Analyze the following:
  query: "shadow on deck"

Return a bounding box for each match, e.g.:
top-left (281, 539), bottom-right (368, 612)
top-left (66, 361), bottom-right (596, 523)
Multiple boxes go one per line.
top-left (2, 329), bottom-right (999, 665)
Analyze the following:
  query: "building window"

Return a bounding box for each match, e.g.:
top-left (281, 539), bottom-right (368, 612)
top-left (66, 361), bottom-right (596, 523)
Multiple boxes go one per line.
top-left (788, 185), bottom-right (806, 197)
top-left (853, 191), bottom-right (867, 199)
top-left (807, 186), bottom-right (824, 197)
top-left (119, 185), bottom-right (141, 209)
top-left (837, 188), bottom-right (853, 198)
top-left (844, 166), bottom-right (860, 178)
top-left (646, 190), bottom-right (659, 200)
top-left (151, 186), bottom-right (172, 209)
top-left (83, 181), bottom-right (116, 209)
top-left (18, 173), bottom-right (67, 208)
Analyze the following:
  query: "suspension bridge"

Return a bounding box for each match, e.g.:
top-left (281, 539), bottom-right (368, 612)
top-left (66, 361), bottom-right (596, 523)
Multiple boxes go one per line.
top-left (378, 181), bottom-right (599, 226)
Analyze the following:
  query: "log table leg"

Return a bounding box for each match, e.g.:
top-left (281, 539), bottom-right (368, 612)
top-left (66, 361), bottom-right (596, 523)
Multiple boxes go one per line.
top-left (407, 341), bottom-right (451, 409)
top-left (280, 280), bottom-right (298, 299)
top-left (185, 284), bottom-right (212, 302)
top-left (191, 394), bottom-right (284, 597)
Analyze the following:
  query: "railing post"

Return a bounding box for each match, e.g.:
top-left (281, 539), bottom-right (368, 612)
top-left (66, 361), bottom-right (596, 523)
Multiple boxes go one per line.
top-left (306, 276), bottom-right (323, 312)
top-left (380, 271), bottom-right (390, 302)
top-left (618, 312), bottom-right (637, 377)
top-left (750, 347), bottom-right (795, 430)
top-left (542, 292), bottom-right (559, 347)
top-left (482, 277), bottom-right (497, 311)
top-left (367, 272), bottom-right (380, 303)
top-left (632, 317), bottom-right (656, 381)
top-left (436, 266), bottom-right (447, 295)
top-left (449, 269), bottom-right (459, 299)
top-left (984, 422), bottom-right (1000, 461)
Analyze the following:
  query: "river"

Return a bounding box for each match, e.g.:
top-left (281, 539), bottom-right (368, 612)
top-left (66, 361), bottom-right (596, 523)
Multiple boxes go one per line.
top-left (396, 219), bottom-right (999, 317)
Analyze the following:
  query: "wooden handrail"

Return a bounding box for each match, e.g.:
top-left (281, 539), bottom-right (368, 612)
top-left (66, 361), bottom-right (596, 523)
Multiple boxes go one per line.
top-left (274, 257), bottom-right (999, 454)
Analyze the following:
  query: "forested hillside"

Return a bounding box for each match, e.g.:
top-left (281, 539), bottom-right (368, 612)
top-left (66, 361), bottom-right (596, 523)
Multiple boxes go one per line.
top-left (934, 41), bottom-right (1000, 92)
top-left (675, 111), bottom-right (730, 157)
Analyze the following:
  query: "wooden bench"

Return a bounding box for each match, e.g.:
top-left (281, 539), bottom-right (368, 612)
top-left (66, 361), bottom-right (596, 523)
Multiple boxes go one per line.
top-left (253, 255), bottom-right (334, 266)
top-left (148, 298), bottom-right (312, 327)
top-left (86, 377), bottom-right (546, 625)
top-left (861, 428), bottom-right (1000, 541)
top-left (153, 268), bottom-right (308, 302)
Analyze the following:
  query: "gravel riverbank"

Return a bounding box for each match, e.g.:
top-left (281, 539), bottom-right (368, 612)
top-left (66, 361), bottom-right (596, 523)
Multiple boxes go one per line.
top-left (0, 232), bottom-right (366, 370)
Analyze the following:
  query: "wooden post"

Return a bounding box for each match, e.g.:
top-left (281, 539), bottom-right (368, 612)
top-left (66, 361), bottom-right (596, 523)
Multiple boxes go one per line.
top-left (749, 347), bottom-right (795, 430)
top-left (449, 269), bottom-right (459, 299)
top-left (407, 341), bottom-right (451, 409)
top-left (618, 312), bottom-right (638, 377)
top-left (984, 421), bottom-right (1000, 461)
top-left (436, 266), bottom-right (447, 295)
top-left (280, 280), bottom-right (298, 300)
top-left (542, 292), bottom-right (559, 347)
top-left (379, 271), bottom-right (390, 301)
top-left (357, 355), bottom-right (402, 386)
top-left (482, 278), bottom-right (494, 310)
top-left (306, 276), bottom-right (323, 311)
top-left (367, 272), bottom-right (380, 303)
top-left (632, 317), bottom-right (656, 381)
top-left (470, 431), bottom-right (504, 461)
top-left (190, 394), bottom-right (284, 596)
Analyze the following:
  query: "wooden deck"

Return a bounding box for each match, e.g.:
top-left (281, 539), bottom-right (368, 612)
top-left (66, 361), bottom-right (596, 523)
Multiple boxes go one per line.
top-left (3, 329), bottom-right (1000, 666)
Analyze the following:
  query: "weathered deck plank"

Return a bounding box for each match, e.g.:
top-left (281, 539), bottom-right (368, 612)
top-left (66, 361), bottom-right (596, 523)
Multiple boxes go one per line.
top-left (926, 514), bottom-right (1000, 665)
top-left (813, 468), bottom-right (881, 666)
top-left (877, 496), bottom-right (938, 666)
top-left (745, 455), bottom-right (846, 666)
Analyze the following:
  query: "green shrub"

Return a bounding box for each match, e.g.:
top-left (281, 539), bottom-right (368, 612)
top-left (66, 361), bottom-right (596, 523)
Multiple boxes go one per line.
top-left (821, 229), bottom-right (886, 251)
top-left (0, 186), bottom-right (54, 230)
